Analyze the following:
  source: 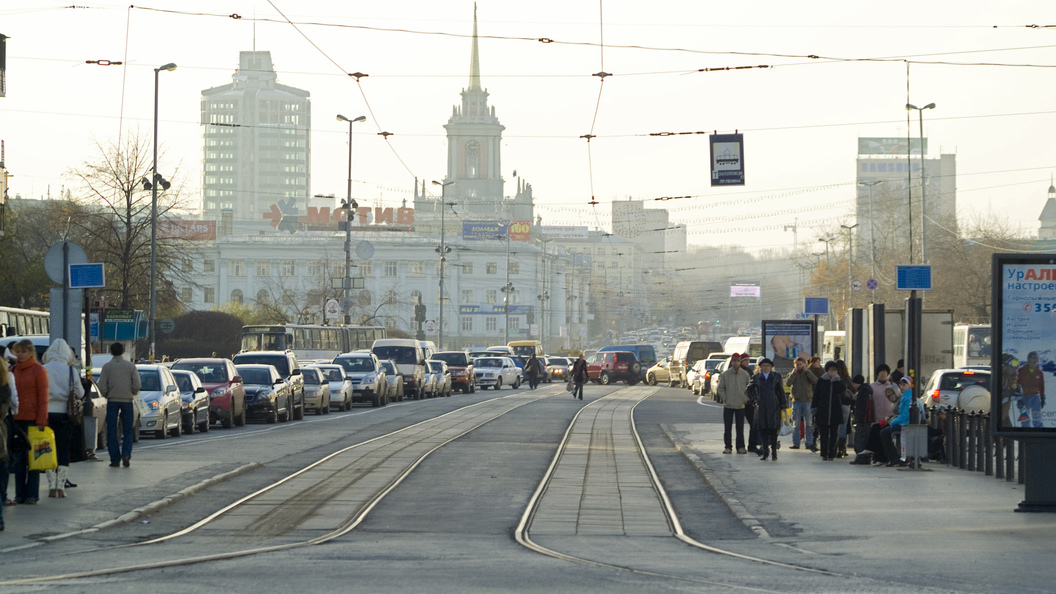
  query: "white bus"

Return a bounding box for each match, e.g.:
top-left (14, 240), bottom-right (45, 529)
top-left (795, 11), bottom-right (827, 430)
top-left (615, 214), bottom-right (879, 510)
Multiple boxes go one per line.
top-left (0, 306), bottom-right (51, 337)
top-left (240, 324), bottom-right (387, 362)
top-left (953, 324), bottom-right (991, 369)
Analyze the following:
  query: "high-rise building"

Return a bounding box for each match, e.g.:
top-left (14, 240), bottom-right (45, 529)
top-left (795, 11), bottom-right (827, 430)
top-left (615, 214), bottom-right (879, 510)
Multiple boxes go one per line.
top-left (201, 51), bottom-right (311, 221)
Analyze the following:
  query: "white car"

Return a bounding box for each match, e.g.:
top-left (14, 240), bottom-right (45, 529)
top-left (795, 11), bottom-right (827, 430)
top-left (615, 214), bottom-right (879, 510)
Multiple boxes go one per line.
top-left (334, 352), bottom-right (389, 407)
top-left (426, 360), bottom-right (452, 398)
top-left (378, 360), bottom-right (404, 402)
top-left (136, 365), bottom-right (184, 439)
top-left (922, 369), bottom-right (991, 412)
top-left (314, 364), bottom-right (354, 411)
top-left (473, 357), bottom-right (521, 390)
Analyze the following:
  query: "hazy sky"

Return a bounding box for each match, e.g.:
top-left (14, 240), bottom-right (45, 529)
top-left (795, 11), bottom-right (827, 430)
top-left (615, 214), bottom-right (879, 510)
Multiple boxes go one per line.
top-left (3, 1), bottom-right (1056, 252)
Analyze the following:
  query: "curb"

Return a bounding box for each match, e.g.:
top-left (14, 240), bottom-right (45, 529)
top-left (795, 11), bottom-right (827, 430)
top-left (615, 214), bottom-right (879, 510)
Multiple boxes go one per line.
top-left (37, 462), bottom-right (262, 544)
top-left (660, 424), bottom-right (772, 539)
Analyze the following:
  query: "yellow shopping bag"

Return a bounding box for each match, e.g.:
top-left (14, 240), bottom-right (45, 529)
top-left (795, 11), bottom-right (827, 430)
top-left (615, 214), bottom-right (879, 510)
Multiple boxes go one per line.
top-left (28, 426), bottom-right (58, 472)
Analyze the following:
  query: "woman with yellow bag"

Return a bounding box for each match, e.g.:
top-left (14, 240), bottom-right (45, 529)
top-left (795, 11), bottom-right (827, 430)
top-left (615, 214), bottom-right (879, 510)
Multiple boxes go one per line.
top-left (10, 339), bottom-right (49, 505)
top-left (43, 339), bottom-right (83, 498)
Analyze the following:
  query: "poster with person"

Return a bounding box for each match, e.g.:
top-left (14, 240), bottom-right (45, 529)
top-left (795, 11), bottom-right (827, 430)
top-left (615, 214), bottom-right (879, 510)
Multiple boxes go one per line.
top-left (760, 320), bottom-right (816, 376)
top-left (993, 255), bottom-right (1056, 435)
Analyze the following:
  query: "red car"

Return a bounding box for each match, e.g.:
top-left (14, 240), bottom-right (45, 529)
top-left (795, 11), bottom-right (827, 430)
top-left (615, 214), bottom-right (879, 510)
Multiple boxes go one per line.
top-left (587, 351), bottom-right (641, 385)
top-left (431, 351), bottom-right (476, 393)
top-left (171, 358), bottom-right (247, 428)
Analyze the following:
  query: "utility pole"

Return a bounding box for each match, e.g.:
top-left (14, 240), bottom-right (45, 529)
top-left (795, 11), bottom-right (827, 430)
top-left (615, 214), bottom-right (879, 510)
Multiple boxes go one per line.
top-left (432, 180), bottom-right (454, 350)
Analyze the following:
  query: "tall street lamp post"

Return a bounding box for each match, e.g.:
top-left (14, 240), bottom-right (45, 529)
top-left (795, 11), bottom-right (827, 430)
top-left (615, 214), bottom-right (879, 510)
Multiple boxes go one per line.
top-left (432, 180), bottom-right (455, 350)
top-left (499, 229), bottom-right (513, 343)
top-left (337, 114), bottom-right (366, 324)
top-left (841, 223), bottom-right (858, 308)
top-left (906, 102), bottom-right (935, 263)
top-left (858, 179), bottom-right (883, 293)
top-left (149, 62), bottom-right (176, 361)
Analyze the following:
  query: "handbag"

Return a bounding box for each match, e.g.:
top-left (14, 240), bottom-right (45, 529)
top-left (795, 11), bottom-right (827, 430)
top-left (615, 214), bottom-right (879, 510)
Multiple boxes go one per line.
top-left (66, 366), bottom-right (84, 425)
top-left (779, 408), bottom-right (793, 436)
top-left (566, 380), bottom-right (574, 393)
top-left (28, 426), bottom-right (58, 471)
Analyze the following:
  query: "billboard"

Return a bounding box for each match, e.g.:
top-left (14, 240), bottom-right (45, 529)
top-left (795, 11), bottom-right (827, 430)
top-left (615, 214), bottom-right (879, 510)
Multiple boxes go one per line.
top-left (992, 254), bottom-right (1056, 436)
top-left (461, 220), bottom-right (531, 241)
top-left (730, 284), bottom-right (760, 298)
top-left (158, 220), bottom-right (217, 240)
top-left (761, 320), bottom-right (817, 375)
top-left (539, 225), bottom-right (589, 239)
top-left (858, 137), bottom-right (927, 156)
top-left (710, 133), bottom-right (745, 186)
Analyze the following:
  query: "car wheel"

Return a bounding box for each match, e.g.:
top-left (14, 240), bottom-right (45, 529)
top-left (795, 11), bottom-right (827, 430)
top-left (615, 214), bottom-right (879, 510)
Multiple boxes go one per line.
top-left (382, 392), bottom-right (390, 406)
top-left (495, 378), bottom-right (502, 390)
top-left (371, 390), bottom-right (382, 407)
top-left (293, 395), bottom-right (304, 420)
top-left (647, 374), bottom-right (657, 386)
top-left (221, 408), bottom-right (234, 429)
top-left (236, 405), bottom-right (247, 426)
top-left (600, 372), bottom-right (611, 385)
top-left (171, 413), bottom-right (183, 437)
top-left (512, 378), bottom-right (520, 389)
top-left (198, 413), bottom-right (210, 433)
top-left (183, 414), bottom-right (195, 435)
top-left (156, 413), bottom-right (168, 439)
top-left (631, 362), bottom-right (641, 375)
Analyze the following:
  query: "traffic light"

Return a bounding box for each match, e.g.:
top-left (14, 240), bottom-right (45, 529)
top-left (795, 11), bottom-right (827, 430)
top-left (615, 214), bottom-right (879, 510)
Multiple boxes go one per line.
top-left (526, 311), bottom-right (535, 325)
top-left (414, 303), bottom-right (426, 323)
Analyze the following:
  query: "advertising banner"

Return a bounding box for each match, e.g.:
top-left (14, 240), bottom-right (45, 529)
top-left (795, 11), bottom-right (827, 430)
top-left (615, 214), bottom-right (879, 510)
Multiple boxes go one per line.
top-left (857, 137), bottom-right (927, 156)
top-left (710, 133), bottom-right (745, 186)
top-left (761, 320), bottom-right (817, 375)
top-left (539, 225), bottom-right (589, 239)
top-left (992, 254), bottom-right (1056, 436)
top-left (461, 220), bottom-right (531, 242)
top-left (158, 220), bottom-right (217, 240)
top-left (730, 284), bottom-right (760, 298)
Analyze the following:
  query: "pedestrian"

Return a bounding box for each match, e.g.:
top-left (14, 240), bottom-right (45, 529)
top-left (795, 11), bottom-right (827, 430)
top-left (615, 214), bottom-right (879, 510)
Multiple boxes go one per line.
top-left (808, 356), bottom-right (824, 378)
top-left (784, 357), bottom-right (817, 451)
top-left (716, 354), bottom-right (751, 454)
top-left (41, 339), bottom-right (84, 498)
top-left (890, 359), bottom-right (905, 384)
top-left (869, 364), bottom-right (896, 430)
top-left (526, 354), bottom-right (541, 390)
top-left (10, 339), bottom-right (49, 504)
top-left (851, 373), bottom-right (874, 454)
top-left (750, 358), bottom-right (788, 461)
top-left (0, 354), bottom-right (13, 529)
top-left (739, 355), bottom-right (761, 453)
top-left (811, 361), bottom-right (848, 461)
top-left (97, 342), bottom-right (141, 468)
top-left (1017, 352), bottom-right (1045, 428)
top-left (570, 354), bottom-right (588, 401)
top-left (881, 377), bottom-right (915, 467)
top-left (834, 360), bottom-right (854, 458)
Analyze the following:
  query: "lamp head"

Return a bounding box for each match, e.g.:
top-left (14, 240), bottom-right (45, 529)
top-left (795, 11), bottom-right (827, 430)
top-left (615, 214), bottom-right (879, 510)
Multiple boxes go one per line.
top-left (155, 63), bottom-right (177, 72)
top-left (923, 103), bottom-right (936, 110)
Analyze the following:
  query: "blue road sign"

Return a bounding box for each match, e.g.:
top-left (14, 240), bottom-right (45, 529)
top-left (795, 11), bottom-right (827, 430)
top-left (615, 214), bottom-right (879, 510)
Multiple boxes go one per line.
top-left (804, 297), bottom-right (829, 315)
top-left (896, 265), bottom-right (932, 291)
top-left (69, 263), bottom-right (105, 288)
top-left (866, 278), bottom-right (878, 290)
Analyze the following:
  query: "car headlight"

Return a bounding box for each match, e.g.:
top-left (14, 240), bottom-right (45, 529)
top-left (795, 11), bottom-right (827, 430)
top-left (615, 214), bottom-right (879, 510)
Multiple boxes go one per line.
top-left (146, 399), bottom-right (160, 411)
top-left (210, 388), bottom-right (226, 399)
top-left (363, 373), bottom-right (376, 383)
top-left (486, 372), bottom-right (496, 378)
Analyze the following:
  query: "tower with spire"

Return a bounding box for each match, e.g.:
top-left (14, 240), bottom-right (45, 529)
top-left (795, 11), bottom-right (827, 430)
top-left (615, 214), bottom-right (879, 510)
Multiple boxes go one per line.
top-left (1040, 176), bottom-right (1056, 240)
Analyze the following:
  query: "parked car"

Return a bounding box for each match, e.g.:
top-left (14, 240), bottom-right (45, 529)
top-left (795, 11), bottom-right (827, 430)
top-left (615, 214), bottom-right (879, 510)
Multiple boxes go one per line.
top-left (378, 360), bottom-right (403, 403)
top-left (587, 351), bottom-right (641, 385)
top-left (334, 352), bottom-right (390, 406)
top-left (372, 339), bottom-right (426, 400)
top-left (170, 369), bottom-right (211, 434)
top-left (694, 357), bottom-right (727, 395)
top-left (426, 360), bottom-right (453, 397)
top-left (537, 357), bottom-right (553, 383)
top-left (546, 357), bottom-right (572, 382)
top-left (302, 366), bottom-right (331, 414)
top-left (232, 350), bottom-right (304, 420)
top-left (313, 364), bottom-right (353, 411)
top-left (473, 357), bottom-right (520, 390)
top-left (136, 365), bottom-right (184, 439)
top-left (922, 369), bottom-right (992, 412)
top-left (687, 360), bottom-right (707, 395)
top-left (171, 358), bottom-right (247, 429)
top-left (235, 364), bottom-right (293, 423)
top-left (645, 356), bottom-right (678, 386)
top-left (431, 351), bottom-right (475, 393)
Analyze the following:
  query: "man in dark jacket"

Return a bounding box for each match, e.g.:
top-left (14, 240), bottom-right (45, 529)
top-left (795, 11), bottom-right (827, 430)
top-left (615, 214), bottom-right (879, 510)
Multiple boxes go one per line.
top-left (811, 361), bottom-right (849, 461)
top-left (526, 354), bottom-right (542, 390)
top-left (750, 358), bottom-right (788, 461)
top-left (570, 354), bottom-right (588, 401)
top-left (850, 374), bottom-right (874, 457)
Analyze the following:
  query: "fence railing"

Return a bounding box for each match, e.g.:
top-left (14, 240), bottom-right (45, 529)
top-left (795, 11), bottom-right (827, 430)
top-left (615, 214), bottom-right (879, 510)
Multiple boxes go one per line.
top-left (927, 407), bottom-right (1023, 484)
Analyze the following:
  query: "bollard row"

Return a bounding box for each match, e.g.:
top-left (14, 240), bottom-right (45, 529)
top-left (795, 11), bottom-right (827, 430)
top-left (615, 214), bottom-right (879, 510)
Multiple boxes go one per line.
top-left (927, 406), bottom-right (1020, 484)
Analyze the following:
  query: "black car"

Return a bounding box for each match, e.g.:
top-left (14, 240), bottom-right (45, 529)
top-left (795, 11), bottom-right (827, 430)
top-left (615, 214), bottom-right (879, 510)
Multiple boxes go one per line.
top-left (235, 364), bottom-right (293, 423)
top-left (232, 351), bottom-right (304, 420)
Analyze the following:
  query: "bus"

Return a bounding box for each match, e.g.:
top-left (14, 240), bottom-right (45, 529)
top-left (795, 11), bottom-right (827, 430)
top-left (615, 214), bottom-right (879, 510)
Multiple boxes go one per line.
top-left (240, 324), bottom-right (387, 362)
top-left (953, 324), bottom-right (991, 369)
top-left (0, 306), bottom-right (51, 337)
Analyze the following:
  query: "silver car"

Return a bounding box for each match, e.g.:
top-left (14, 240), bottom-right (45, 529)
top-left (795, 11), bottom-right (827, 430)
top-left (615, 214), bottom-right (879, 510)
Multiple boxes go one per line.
top-left (314, 364), bottom-right (354, 411)
top-left (334, 352), bottom-right (390, 407)
top-left (170, 369), bottom-right (211, 434)
top-left (426, 360), bottom-right (452, 398)
top-left (136, 365), bottom-right (184, 439)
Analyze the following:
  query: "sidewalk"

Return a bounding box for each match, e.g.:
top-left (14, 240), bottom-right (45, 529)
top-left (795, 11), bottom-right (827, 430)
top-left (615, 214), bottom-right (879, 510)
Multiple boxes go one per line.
top-left (1, 456), bottom-right (256, 551)
top-left (665, 420), bottom-right (1056, 588)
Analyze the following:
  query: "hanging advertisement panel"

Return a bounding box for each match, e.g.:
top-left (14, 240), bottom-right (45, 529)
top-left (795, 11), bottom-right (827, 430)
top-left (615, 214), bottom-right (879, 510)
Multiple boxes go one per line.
top-left (992, 254), bottom-right (1056, 437)
top-left (710, 133), bottom-right (745, 186)
top-left (761, 319), bottom-right (817, 376)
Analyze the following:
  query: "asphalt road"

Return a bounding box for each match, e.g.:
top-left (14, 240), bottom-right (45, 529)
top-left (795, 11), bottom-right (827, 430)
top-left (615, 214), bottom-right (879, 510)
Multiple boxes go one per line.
top-left (1, 382), bottom-right (1054, 593)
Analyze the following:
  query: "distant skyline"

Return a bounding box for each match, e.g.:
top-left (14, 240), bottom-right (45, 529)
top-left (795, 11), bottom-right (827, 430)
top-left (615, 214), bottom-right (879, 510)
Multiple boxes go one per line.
top-left (2, 1), bottom-right (1055, 252)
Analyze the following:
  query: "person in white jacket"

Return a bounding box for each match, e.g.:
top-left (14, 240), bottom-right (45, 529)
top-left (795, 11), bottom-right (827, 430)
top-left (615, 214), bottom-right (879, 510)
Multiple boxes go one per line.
top-left (42, 339), bottom-right (84, 498)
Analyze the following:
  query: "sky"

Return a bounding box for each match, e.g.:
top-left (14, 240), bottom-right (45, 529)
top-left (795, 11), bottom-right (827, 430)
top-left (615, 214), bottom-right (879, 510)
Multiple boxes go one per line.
top-left (3, 1), bottom-right (1056, 253)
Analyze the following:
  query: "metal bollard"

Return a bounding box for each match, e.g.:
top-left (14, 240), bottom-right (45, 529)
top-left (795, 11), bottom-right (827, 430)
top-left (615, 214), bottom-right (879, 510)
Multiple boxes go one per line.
top-left (1006, 438), bottom-right (1016, 483)
top-left (1018, 440), bottom-right (1025, 485)
top-left (984, 413), bottom-right (993, 476)
top-left (944, 409), bottom-right (955, 467)
top-left (958, 410), bottom-right (968, 470)
top-left (995, 435), bottom-right (1004, 479)
top-left (967, 413), bottom-right (977, 472)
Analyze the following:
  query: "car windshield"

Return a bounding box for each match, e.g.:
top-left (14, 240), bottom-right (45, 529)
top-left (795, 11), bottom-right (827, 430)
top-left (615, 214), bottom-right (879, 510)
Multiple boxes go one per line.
top-left (173, 374), bottom-right (194, 392)
top-left (233, 355), bottom-right (289, 376)
top-left (238, 368), bottom-right (274, 385)
top-left (511, 345), bottom-right (536, 357)
top-left (940, 372), bottom-right (990, 391)
top-left (373, 346), bottom-right (417, 364)
top-left (475, 358), bottom-right (503, 368)
top-left (319, 368), bottom-right (344, 382)
top-left (380, 362), bottom-right (396, 374)
top-left (172, 363), bottom-right (226, 383)
top-left (138, 370), bottom-right (160, 392)
top-left (427, 361), bottom-right (443, 372)
top-left (303, 370), bottom-right (322, 385)
top-left (705, 360), bottom-right (724, 370)
top-left (336, 357), bottom-right (374, 373)
top-left (432, 353), bottom-right (467, 365)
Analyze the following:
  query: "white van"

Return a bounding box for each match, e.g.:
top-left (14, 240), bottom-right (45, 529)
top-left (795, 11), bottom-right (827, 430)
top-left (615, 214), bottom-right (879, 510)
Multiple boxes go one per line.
top-left (372, 339), bottom-right (427, 399)
top-left (418, 340), bottom-right (438, 361)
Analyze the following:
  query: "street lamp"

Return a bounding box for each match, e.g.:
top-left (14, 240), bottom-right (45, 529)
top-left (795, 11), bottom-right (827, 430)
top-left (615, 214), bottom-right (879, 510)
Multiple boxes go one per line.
top-left (148, 62), bottom-right (176, 362)
top-left (817, 234), bottom-right (835, 263)
top-left (337, 114), bottom-right (366, 324)
top-left (906, 102), bottom-right (935, 263)
top-left (841, 223), bottom-right (859, 308)
top-left (432, 180), bottom-right (455, 350)
top-left (858, 179), bottom-right (882, 288)
top-left (537, 290), bottom-right (549, 348)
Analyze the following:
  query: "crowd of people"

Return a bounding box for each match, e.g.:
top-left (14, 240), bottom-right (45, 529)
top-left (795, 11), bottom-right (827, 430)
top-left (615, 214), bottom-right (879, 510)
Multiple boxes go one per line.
top-left (715, 353), bottom-right (928, 466)
top-left (0, 339), bottom-right (140, 533)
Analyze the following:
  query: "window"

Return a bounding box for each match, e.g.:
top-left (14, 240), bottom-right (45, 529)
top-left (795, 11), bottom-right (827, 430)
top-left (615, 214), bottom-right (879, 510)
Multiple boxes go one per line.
top-left (486, 317), bottom-right (497, 332)
top-left (281, 260), bottom-right (296, 277)
top-left (509, 262), bottom-right (520, 275)
top-left (182, 258), bottom-right (193, 273)
top-left (509, 317), bottom-right (520, 329)
top-left (309, 261), bottom-right (322, 277)
top-left (611, 261), bottom-right (619, 269)
top-left (231, 260), bottom-right (244, 276)
top-left (257, 260), bottom-right (271, 276)
top-left (597, 247), bottom-right (605, 255)
top-left (256, 290), bottom-right (269, 304)
top-left (204, 260), bottom-right (215, 273)
top-left (462, 262), bottom-right (473, 275)
top-left (385, 290), bottom-right (398, 305)
top-left (384, 261), bottom-right (397, 277)
top-left (486, 262), bottom-right (497, 275)
top-left (181, 287), bottom-right (192, 302)
top-left (230, 289), bottom-right (244, 304)
top-left (331, 264), bottom-right (344, 280)
top-left (461, 290), bottom-right (473, 304)
top-left (461, 317), bottom-right (473, 332)
top-left (597, 262), bottom-right (605, 271)
top-left (360, 260), bottom-right (372, 277)
top-left (486, 290), bottom-right (497, 304)
top-left (510, 292), bottom-right (520, 305)
top-left (410, 261), bottom-right (423, 276)
top-left (204, 288), bottom-right (215, 304)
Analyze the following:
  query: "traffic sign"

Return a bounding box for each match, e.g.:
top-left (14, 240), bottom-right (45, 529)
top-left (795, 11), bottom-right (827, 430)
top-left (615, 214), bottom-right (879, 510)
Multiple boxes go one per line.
top-left (324, 299), bottom-right (340, 320)
top-left (852, 280), bottom-right (863, 292)
top-left (69, 263), bottom-right (105, 288)
top-left (425, 320), bottom-right (436, 334)
top-left (896, 265), bottom-right (932, 291)
top-left (804, 297), bottom-right (829, 315)
top-left (159, 318), bottom-right (176, 334)
top-left (866, 278), bottom-right (878, 290)
top-left (44, 241), bottom-right (87, 284)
